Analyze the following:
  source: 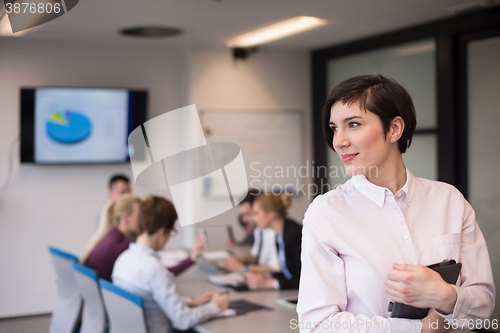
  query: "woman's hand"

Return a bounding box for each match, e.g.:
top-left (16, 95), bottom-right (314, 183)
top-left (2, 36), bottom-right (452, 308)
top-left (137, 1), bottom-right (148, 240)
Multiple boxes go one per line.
top-left (190, 292), bottom-right (213, 307)
top-left (224, 255), bottom-right (244, 272)
top-left (190, 235), bottom-right (207, 262)
top-left (246, 272), bottom-right (275, 290)
top-left (385, 263), bottom-right (457, 314)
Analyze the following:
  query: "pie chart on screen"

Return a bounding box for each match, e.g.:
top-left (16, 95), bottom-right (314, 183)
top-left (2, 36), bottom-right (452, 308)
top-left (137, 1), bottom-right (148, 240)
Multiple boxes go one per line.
top-left (46, 110), bottom-right (92, 144)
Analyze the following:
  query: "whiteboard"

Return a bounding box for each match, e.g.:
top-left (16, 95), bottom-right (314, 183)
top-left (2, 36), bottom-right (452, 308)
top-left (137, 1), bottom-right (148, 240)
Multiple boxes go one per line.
top-left (201, 110), bottom-right (305, 194)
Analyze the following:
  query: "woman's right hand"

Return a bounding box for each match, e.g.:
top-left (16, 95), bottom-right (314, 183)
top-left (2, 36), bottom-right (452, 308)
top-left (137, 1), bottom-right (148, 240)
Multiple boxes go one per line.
top-left (211, 292), bottom-right (230, 311)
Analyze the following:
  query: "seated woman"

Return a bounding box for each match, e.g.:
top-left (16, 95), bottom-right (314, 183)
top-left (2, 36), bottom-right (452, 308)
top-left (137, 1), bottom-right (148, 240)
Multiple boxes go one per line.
top-left (112, 196), bottom-right (229, 333)
top-left (244, 193), bottom-right (302, 290)
top-left (224, 189), bottom-right (281, 274)
top-left (83, 174), bottom-right (131, 263)
top-left (85, 194), bottom-right (205, 281)
top-left (84, 194), bottom-right (142, 281)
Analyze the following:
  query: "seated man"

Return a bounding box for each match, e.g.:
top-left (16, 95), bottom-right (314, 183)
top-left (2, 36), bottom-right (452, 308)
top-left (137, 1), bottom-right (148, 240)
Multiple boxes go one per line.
top-left (112, 196), bottom-right (229, 333)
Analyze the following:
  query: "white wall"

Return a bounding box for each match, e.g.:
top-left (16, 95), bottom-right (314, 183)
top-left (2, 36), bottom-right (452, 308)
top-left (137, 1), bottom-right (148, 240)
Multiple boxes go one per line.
top-left (0, 40), bottom-right (312, 317)
top-left (190, 46), bottom-right (312, 246)
top-left (0, 38), bottom-right (191, 317)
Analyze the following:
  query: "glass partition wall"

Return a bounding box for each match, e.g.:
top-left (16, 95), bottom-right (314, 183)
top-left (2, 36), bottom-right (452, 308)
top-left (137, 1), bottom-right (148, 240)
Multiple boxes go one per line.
top-left (467, 34), bottom-right (500, 332)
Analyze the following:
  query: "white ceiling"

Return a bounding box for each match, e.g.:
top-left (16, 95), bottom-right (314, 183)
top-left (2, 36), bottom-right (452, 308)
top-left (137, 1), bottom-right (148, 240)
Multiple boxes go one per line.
top-left (4, 0), bottom-right (485, 49)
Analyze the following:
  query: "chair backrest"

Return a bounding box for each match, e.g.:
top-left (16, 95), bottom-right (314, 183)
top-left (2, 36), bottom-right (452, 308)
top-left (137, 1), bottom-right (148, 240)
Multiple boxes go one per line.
top-left (72, 263), bottom-right (107, 333)
top-left (48, 246), bottom-right (82, 333)
top-left (99, 279), bottom-right (148, 333)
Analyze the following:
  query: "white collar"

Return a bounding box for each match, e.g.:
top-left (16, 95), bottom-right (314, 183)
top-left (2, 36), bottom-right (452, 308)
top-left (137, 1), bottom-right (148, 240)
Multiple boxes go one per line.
top-left (351, 168), bottom-right (415, 208)
top-left (129, 242), bottom-right (160, 259)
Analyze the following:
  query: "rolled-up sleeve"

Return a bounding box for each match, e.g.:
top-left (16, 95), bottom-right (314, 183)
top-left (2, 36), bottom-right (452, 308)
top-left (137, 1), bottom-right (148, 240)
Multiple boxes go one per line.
top-left (297, 201), bottom-right (420, 333)
top-left (149, 267), bottom-right (220, 330)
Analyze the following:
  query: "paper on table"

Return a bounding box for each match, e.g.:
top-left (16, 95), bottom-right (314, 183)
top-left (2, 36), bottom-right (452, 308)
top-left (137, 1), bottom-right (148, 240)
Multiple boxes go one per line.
top-left (157, 249), bottom-right (189, 268)
top-left (202, 250), bottom-right (231, 261)
top-left (207, 273), bottom-right (246, 287)
top-left (214, 309), bottom-right (237, 318)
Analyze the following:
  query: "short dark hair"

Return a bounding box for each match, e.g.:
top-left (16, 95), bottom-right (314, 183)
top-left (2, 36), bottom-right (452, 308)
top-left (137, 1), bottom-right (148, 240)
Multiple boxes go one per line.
top-left (322, 75), bottom-right (417, 154)
top-left (137, 196), bottom-right (177, 235)
top-left (109, 174), bottom-right (130, 189)
top-left (239, 188), bottom-right (260, 206)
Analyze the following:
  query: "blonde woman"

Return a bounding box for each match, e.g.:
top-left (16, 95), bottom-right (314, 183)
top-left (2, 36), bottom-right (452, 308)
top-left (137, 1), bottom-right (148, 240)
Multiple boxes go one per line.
top-left (85, 174), bottom-right (132, 261)
top-left (245, 192), bottom-right (302, 290)
top-left (85, 194), bottom-right (142, 281)
top-left (82, 194), bottom-right (132, 264)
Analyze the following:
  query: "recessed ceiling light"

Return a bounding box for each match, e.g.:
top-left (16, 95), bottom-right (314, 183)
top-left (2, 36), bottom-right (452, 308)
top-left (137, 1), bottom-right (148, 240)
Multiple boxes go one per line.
top-left (119, 26), bottom-right (183, 38)
top-left (226, 16), bottom-right (327, 48)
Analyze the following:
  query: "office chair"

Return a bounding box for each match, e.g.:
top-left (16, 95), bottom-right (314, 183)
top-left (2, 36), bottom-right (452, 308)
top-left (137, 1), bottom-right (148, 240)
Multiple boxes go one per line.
top-left (72, 263), bottom-right (107, 333)
top-left (99, 279), bottom-right (148, 333)
top-left (48, 246), bottom-right (82, 333)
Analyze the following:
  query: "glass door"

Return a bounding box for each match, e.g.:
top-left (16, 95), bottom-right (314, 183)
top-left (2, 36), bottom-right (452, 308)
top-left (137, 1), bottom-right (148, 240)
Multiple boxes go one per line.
top-left (467, 33), bottom-right (500, 331)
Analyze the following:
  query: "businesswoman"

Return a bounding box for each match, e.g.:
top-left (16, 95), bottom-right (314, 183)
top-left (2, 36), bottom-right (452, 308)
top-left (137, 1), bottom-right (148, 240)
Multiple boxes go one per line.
top-left (297, 75), bottom-right (495, 333)
top-left (245, 193), bottom-right (302, 290)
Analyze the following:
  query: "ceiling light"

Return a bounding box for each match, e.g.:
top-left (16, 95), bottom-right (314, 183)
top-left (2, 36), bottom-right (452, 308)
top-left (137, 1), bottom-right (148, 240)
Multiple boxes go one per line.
top-left (119, 26), bottom-right (183, 38)
top-left (225, 16), bottom-right (327, 48)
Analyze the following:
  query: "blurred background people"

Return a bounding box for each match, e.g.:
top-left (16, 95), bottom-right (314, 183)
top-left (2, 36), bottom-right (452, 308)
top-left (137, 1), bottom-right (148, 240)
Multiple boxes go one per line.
top-left (84, 193), bottom-right (208, 281)
top-left (82, 174), bottom-right (131, 260)
top-left (112, 196), bottom-right (229, 333)
top-left (245, 193), bottom-right (302, 290)
top-left (224, 189), bottom-right (281, 274)
top-left (84, 194), bottom-right (141, 280)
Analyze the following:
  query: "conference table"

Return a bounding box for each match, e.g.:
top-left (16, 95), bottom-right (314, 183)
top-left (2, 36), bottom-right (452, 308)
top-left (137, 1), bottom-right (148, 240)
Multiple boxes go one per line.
top-left (173, 248), bottom-right (299, 333)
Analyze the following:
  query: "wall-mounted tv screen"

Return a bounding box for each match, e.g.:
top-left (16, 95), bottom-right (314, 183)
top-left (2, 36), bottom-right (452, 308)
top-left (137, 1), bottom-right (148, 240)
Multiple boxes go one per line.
top-left (20, 87), bottom-right (147, 164)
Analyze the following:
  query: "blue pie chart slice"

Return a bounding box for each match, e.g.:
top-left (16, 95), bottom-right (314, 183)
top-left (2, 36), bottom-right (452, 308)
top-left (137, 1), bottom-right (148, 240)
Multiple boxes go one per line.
top-left (46, 111), bottom-right (92, 144)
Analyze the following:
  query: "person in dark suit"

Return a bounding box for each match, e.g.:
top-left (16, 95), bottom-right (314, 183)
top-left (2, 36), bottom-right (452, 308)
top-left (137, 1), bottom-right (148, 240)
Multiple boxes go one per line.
top-left (246, 192), bottom-right (302, 290)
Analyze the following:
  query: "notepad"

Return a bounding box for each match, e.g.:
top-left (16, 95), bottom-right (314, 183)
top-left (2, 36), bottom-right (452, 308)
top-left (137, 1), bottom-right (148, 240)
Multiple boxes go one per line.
top-left (214, 309), bottom-right (237, 318)
top-left (207, 273), bottom-right (246, 287)
top-left (202, 250), bottom-right (232, 261)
